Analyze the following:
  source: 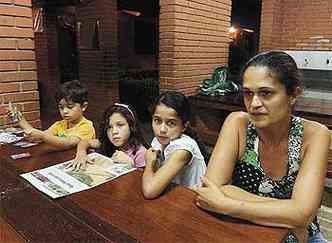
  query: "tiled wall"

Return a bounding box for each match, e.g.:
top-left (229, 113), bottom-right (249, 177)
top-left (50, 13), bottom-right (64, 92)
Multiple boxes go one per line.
top-left (0, 0), bottom-right (40, 128)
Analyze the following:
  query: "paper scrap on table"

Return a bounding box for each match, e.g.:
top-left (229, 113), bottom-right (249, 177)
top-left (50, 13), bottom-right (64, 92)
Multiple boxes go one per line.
top-left (14, 141), bottom-right (39, 148)
top-left (10, 152), bottom-right (32, 160)
top-left (0, 132), bottom-right (23, 144)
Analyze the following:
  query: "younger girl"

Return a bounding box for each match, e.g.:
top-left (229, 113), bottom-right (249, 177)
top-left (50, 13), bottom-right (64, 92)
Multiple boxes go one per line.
top-left (70, 103), bottom-right (148, 170)
top-left (142, 91), bottom-right (207, 199)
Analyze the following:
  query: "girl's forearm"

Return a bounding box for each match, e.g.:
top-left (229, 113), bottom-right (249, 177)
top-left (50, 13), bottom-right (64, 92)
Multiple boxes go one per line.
top-left (142, 165), bottom-right (160, 199)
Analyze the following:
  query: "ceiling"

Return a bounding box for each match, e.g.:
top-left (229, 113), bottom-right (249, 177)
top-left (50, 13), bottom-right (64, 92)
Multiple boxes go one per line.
top-left (32, 0), bottom-right (159, 17)
top-left (32, 0), bottom-right (80, 7)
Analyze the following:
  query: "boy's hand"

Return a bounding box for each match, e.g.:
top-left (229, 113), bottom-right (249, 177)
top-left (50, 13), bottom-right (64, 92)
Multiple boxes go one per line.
top-left (7, 102), bottom-right (35, 133)
top-left (7, 102), bottom-right (23, 123)
top-left (67, 153), bottom-right (94, 171)
top-left (23, 128), bottom-right (43, 142)
top-left (111, 150), bottom-right (134, 166)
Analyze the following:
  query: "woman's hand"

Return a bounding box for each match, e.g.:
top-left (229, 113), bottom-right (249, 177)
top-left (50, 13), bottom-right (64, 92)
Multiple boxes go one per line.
top-left (193, 177), bottom-right (231, 214)
top-left (111, 150), bottom-right (134, 166)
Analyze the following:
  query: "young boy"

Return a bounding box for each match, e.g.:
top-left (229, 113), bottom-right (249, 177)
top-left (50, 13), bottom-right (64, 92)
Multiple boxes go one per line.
top-left (8, 80), bottom-right (95, 150)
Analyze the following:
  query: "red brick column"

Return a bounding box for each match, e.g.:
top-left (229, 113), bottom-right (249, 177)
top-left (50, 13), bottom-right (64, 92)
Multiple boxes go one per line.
top-left (34, 7), bottom-right (60, 128)
top-left (159, 0), bottom-right (232, 95)
top-left (0, 0), bottom-right (40, 128)
top-left (76, 0), bottom-right (119, 127)
top-left (259, 0), bottom-right (283, 51)
top-left (260, 0), bottom-right (332, 51)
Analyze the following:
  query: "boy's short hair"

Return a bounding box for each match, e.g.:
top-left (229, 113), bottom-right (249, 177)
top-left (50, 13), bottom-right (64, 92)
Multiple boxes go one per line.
top-left (55, 80), bottom-right (88, 105)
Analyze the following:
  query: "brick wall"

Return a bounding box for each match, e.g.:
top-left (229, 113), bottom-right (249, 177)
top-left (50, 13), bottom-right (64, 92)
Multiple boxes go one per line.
top-left (0, 0), bottom-right (40, 128)
top-left (34, 7), bottom-right (60, 129)
top-left (260, 0), bottom-right (332, 51)
top-left (76, 0), bottom-right (119, 129)
top-left (159, 0), bottom-right (232, 95)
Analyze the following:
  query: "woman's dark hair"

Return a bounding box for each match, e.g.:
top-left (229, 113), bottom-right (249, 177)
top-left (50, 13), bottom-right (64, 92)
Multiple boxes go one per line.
top-left (99, 104), bottom-right (149, 157)
top-left (240, 51), bottom-right (303, 96)
top-left (55, 80), bottom-right (88, 105)
top-left (150, 91), bottom-right (209, 162)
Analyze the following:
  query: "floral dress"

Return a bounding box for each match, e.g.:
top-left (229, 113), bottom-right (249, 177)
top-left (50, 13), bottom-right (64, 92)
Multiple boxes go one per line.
top-left (232, 116), bottom-right (320, 243)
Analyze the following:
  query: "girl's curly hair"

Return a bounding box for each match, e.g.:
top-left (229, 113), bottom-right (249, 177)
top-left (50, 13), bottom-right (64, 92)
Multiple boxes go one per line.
top-left (99, 104), bottom-right (149, 157)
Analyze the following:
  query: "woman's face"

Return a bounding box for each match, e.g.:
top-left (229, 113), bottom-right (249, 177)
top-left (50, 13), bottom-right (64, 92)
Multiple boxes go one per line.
top-left (242, 66), bottom-right (295, 128)
top-left (152, 103), bottom-right (185, 146)
top-left (107, 112), bottom-right (131, 148)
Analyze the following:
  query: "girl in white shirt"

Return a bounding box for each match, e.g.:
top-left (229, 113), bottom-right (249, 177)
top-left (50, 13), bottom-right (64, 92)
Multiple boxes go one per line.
top-left (142, 91), bottom-right (207, 199)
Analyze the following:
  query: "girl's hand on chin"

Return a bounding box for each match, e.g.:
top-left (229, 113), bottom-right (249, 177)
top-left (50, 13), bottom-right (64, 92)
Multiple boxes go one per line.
top-left (111, 150), bottom-right (134, 166)
top-left (144, 148), bottom-right (160, 168)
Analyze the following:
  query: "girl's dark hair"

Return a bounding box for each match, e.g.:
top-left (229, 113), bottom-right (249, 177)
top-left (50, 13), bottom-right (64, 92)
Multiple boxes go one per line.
top-left (99, 104), bottom-right (149, 157)
top-left (55, 80), bottom-right (88, 105)
top-left (150, 91), bottom-right (209, 162)
top-left (240, 51), bottom-right (303, 96)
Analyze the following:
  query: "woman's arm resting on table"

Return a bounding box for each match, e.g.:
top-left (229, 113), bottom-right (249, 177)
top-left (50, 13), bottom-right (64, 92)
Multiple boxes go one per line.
top-left (195, 122), bottom-right (330, 229)
top-left (142, 148), bottom-right (191, 199)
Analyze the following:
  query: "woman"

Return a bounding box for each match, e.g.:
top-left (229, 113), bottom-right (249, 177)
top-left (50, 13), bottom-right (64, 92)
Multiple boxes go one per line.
top-left (193, 51), bottom-right (330, 242)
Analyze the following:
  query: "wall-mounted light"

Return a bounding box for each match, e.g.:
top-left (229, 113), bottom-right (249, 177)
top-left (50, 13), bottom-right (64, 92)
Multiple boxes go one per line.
top-left (229, 26), bottom-right (239, 41)
top-left (229, 26), bottom-right (254, 42)
top-left (229, 26), bottom-right (237, 34)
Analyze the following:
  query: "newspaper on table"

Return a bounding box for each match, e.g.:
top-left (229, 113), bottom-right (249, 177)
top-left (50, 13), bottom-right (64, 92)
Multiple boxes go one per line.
top-left (20, 152), bottom-right (136, 199)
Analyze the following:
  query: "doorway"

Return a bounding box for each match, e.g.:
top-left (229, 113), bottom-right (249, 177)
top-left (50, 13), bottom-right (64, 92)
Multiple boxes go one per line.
top-left (228, 0), bottom-right (262, 80)
top-left (57, 6), bottom-right (79, 83)
top-left (117, 0), bottom-right (159, 124)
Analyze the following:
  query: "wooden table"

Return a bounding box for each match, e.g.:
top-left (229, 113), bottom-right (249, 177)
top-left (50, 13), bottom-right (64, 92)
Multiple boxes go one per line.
top-left (1, 143), bottom-right (289, 243)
